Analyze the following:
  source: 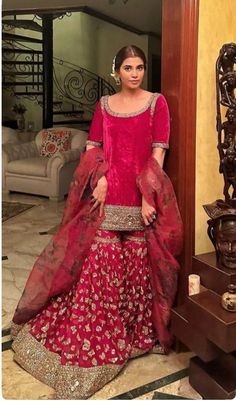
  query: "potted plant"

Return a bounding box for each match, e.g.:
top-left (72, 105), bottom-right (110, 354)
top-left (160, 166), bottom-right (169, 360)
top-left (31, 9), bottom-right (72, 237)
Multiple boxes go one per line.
top-left (12, 103), bottom-right (27, 131)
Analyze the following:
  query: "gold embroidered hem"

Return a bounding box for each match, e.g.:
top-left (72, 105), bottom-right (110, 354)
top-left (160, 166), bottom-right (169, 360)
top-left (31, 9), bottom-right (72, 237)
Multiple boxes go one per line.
top-left (149, 343), bottom-right (166, 355)
top-left (10, 321), bottom-right (24, 340)
top-left (130, 347), bottom-right (149, 359)
top-left (12, 325), bottom-right (124, 399)
top-left (100, 205), bottom-right (145, 231)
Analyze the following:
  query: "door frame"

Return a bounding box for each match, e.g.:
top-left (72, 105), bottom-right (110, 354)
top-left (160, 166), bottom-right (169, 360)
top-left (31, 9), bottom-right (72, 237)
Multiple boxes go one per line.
top-left (162, 0), bottom-right (199, 303)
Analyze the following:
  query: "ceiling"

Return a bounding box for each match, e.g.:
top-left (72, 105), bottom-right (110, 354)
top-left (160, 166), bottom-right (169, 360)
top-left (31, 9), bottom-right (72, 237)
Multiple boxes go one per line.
top-left (2, 0), bottom-right (162, 36)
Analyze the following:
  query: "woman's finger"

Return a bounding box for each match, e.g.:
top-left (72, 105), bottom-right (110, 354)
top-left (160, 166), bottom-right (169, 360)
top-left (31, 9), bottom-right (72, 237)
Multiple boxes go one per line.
top-left (90, 200), bottom-right (100, 212)
top-left (143, 216), bottom-right (150, 226)
top-left (99, 202), bottom-right (104, 217)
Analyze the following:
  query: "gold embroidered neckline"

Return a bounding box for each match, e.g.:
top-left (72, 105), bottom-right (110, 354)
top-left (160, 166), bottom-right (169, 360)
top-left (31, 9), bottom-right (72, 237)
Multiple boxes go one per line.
top-left (104, 93), bottom-right (157, 118)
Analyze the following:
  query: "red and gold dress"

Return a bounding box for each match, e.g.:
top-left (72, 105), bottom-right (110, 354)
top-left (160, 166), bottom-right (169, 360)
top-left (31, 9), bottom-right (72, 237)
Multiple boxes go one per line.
top-left (11, 93), bottom-right (182, 399)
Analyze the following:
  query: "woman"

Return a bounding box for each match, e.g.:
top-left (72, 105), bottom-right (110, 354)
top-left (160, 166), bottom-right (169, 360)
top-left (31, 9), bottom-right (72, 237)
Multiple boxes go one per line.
top-left (11, 45), bottom-right (183, 399)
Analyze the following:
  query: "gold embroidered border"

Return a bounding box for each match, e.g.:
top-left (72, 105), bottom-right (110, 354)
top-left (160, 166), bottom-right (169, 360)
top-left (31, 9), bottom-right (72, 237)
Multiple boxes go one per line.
top-left (86, 140), bottom-right (102, 147)
top-left (10, 321), bottom-right (24, 340)
top-left (94, 236), bottom-right (120, 244)
top-left (103, 93), bottom-right (157, 118)
top-left (130, 347), bottom-right (149, 359)
top-left (124, 235), bottom-right (146, 243)
top-left (149, 344), bottom-right (166, 355)
top-left (152, 142), bottom-right (169, 149)
top-left (12, 325), bottom-right (124, 399)
top-left (150, 93), bottom-right (160, 117)
top-left (100, 205), bottom-right (145, 231)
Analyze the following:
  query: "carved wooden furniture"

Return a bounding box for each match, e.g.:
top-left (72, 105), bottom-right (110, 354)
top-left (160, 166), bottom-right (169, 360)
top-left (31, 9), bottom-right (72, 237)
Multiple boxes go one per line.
top-left (171, 253), bottom-right (236, 399)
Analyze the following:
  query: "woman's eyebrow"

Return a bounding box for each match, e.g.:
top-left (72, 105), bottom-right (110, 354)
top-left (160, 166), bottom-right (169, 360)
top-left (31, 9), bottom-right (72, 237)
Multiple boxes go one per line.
top-left (122, 64), bottom-right (144, 68)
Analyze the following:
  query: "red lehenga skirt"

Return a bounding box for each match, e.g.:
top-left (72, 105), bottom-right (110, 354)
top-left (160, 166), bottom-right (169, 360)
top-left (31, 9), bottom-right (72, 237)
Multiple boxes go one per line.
top-left (12, 229), bottom-right (157, 399)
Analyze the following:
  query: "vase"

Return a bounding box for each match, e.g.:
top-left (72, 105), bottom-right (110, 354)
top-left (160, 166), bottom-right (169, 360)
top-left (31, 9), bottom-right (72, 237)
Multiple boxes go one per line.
top-left (16, 114), bottom-right (25, 131)
top-left (221, 284), bottom-right (236, 312)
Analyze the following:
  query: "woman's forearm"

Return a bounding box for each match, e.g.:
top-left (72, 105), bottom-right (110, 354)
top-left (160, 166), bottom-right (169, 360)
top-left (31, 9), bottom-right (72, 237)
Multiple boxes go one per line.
top-left (152, 148), bottom-right (166, 168)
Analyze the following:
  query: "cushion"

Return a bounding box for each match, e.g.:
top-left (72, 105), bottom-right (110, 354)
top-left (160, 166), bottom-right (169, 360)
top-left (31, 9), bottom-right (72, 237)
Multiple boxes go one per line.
top-left (39, 130), bottom-right (71, 158)
top-left (7, 157), bottom-right (48, 177)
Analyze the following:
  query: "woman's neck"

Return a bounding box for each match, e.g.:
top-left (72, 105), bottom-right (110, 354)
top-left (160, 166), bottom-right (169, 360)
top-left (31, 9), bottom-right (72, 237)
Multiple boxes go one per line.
top-left (119, 87), bottom-right (144, 99)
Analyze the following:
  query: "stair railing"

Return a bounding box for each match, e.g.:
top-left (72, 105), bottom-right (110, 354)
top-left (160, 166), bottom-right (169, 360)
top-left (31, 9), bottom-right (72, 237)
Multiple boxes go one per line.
top-left (2, 39), bottom-right (115, 115)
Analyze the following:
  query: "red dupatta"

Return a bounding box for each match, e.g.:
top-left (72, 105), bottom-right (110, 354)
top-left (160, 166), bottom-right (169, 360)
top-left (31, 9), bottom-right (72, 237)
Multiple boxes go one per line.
top-left (137, 156), bottom-right (183, 351)
top-left (12, 149), bottom-right (183, 353)
top-left (12, 147), bottom-right (108, 326)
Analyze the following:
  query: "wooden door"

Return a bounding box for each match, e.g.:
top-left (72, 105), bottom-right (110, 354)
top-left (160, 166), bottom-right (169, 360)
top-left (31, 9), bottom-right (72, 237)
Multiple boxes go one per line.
top-left (162, 0), bottom-right (199, 303)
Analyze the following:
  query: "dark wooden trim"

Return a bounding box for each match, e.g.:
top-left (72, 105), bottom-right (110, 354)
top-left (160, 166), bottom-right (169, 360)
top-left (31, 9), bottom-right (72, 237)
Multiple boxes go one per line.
top-left (162, 0), bottom-right (199, 303)
top-left (2, 6), bottom-right (161, 38)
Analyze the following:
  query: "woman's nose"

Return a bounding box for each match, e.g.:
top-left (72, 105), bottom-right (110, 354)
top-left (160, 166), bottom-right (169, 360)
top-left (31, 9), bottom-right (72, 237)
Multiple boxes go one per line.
top-left (131, 69), bottom-right (138, 77)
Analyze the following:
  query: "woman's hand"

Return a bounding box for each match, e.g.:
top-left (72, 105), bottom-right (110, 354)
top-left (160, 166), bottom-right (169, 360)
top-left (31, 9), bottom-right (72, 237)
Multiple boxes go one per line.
top-left (141, 196), bottom-right (156, 226)
top-left (90, 176), bottom-right (108, 216)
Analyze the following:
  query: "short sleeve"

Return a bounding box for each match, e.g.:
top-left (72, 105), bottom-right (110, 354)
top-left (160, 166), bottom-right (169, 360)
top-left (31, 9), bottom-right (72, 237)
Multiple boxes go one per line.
top-left (86, 100), bottom-right (103, 147)
top-left (152, 94), bottom-right (170, 149)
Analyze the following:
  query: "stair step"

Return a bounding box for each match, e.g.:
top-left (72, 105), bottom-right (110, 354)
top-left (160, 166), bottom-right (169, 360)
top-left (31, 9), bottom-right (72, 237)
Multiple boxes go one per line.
top-left (53, 119), bottom-right (91, 125)
top-left (53, 110), bottom-right (84, 116)
top-left (3, 61), bottom-right (43, 65)
top-left (38, 100), bottom-right (63, 107)
top-left (2, 48), bottom-right (43, 54)
top-left (2, 82), bottom-right (43, 87)
top-left (14, 91), bottom-right (43, 96)
top-left (3, 71), bottom-right (43, 76)
top-left (2, 32), bottom-right (43, 44)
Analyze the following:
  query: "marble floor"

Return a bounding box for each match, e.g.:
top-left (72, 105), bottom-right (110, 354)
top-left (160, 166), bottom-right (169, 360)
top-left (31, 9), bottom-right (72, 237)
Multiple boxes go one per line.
top-left (2, 192), bottom-right (201, 400)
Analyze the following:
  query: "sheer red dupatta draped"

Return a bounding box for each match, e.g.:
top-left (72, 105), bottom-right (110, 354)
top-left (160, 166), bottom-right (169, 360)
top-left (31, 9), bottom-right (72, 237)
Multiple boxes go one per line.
top-left (12, 148), bottom-right (183, 354)
top-left (137, 156), bottom-right (183, 352)
top-left (12, 147), bottom-right (108, 327)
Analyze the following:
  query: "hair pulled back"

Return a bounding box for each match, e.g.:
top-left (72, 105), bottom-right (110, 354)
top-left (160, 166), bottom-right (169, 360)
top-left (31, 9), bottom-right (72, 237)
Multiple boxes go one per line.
top-left (114, 45), bottom-right (147, 71)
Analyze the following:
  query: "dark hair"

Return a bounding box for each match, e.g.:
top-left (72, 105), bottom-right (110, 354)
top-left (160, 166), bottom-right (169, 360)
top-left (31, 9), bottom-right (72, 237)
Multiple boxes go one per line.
top-left (114, 45), bottom-right (147, 71)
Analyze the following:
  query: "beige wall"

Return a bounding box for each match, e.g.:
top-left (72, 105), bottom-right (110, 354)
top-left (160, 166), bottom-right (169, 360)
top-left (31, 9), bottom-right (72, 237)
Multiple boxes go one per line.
top-left (54, 12), bottom-right (149, 88)
top-left (2, 12), bottom-right (149, 131)
top-left (195, 0), bottom-right (236, 254)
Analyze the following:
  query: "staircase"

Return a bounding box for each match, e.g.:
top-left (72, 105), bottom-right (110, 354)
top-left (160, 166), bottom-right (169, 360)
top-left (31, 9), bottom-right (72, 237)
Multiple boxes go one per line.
top-left (2, 29), bottom-right (115, 128)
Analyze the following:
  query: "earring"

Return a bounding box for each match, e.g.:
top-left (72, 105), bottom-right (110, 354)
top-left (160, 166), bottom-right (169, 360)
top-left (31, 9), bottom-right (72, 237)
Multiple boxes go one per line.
top-left (114, 76), bottom-right (121, 86)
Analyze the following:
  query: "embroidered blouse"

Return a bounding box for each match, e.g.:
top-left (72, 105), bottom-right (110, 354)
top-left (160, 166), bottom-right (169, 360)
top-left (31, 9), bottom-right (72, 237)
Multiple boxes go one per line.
top-left (87, 93), bottom-right (170, 230)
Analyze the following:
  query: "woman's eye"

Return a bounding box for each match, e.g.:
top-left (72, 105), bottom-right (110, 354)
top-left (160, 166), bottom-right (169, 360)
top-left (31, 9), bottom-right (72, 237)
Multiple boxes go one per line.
top-left (124, 66), bottom-right (131, 71)
top-left (137, 65), bottom-right (144, 70)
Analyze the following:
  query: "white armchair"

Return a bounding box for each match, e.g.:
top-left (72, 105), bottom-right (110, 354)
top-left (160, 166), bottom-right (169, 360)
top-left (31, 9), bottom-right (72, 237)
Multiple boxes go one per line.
top-left (2, 127), bottom-right (88, 201)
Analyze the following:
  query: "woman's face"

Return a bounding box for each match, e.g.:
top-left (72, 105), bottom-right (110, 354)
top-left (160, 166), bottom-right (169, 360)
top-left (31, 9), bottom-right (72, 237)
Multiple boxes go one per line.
top-left (117, 57), bottom-right (145, 89)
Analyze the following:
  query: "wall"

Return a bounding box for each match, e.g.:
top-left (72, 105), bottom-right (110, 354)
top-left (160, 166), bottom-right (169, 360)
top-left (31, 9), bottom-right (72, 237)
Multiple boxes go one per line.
top-left (195, 0), bottom-right (236, 254)
top-left (54, 12), bottom-right (149, 88)
top-left (2, 12), bottom-right (149, 131)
